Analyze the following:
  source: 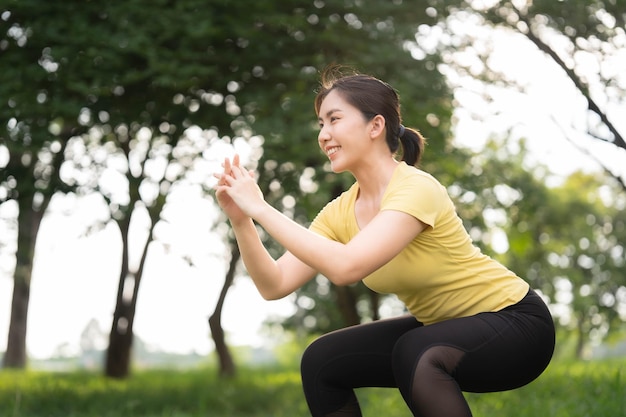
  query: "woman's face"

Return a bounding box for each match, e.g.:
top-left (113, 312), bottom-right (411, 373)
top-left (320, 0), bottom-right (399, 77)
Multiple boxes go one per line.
top-left (317, 90), bottom-right (371, 173)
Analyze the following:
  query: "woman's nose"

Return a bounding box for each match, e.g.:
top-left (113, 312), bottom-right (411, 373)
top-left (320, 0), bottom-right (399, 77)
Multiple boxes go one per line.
top-left (318, 126), bottom-right (330, 144)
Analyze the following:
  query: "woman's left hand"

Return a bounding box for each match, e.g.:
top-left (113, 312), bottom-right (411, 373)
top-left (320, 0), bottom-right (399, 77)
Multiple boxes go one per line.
top-left (215, 155), bottom-right (266, 219)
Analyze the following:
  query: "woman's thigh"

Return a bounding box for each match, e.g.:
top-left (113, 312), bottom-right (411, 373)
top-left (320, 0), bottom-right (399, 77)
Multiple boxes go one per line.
top-left (301, 314), bottom-right (423, 389)
top-left (455, 292), bottom-right (555, 392)
top-left (393, 292), bottom-right (555, 393)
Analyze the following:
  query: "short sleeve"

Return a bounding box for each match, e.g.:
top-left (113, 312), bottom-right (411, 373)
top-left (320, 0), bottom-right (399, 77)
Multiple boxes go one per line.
top-left (381, 169), bottom-right (448, 228)
top-left (308, 183), bottom-right (359, 243)
top-left (309, 200), bottom-right (337, 240)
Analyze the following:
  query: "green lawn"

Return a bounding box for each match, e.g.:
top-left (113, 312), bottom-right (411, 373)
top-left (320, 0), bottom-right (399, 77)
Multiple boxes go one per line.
top-left (0, 359), bottom-right (623, 416)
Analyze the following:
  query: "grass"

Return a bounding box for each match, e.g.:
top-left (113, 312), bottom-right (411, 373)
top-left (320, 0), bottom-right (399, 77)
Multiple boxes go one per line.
top-left (0, 359), bottom-right (624, 416)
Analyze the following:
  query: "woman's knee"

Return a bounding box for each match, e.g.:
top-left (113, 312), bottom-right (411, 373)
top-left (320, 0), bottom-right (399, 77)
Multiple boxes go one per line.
top-left (301, 338), bottom-right (320, 377)
top-left (301, 333), bottom-right (336, 380)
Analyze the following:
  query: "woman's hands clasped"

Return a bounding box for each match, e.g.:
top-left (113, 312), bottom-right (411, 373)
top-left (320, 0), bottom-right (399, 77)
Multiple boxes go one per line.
top-left (214, 154), bottom-right (265, 223)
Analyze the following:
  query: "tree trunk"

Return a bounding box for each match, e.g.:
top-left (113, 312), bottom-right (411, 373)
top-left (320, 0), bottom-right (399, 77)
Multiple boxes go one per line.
top-left (335, 286), bottom-right (360, 327)
top-left (368, 289), bottom-right (380, 321)
top-left (4, 272), bottom-right (30, 368)
top-left (575, 315), bottom-right (588, 360)
top-left (209, 243), bottom-right (240, 378)
top-left (104, 210), bottom-right (154, 378)
top-left (105, 302), bottom-right (134, 377)
top-left (105, 214), bottom-right (133, 378)
top-left (3, 200), bottom-right (44, 369)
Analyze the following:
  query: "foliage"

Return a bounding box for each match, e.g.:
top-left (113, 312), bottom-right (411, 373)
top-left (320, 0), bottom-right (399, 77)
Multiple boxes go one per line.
top-left (0, 358), bottom-right (624, 417)
top-left (446, 0), bottom-right (626, 181)
top-left (545, 173), bottom-right (626, 355)
top-left (462, 136), bottom-right (626, 356)
top-left (0, 0), bottom-right (461, 372)
top-left (441, 0), bottom-right (626, 356)
top-left (3, 0), bottom-right (625, 375)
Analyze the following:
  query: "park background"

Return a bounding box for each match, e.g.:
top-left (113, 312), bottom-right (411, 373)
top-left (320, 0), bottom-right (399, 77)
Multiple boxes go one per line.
top-left (1, 1), bottom-right (625, 416)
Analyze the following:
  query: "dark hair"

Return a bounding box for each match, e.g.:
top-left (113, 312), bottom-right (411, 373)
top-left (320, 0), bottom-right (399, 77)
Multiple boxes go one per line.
top-left (315, 66), bottom-right (426, 166)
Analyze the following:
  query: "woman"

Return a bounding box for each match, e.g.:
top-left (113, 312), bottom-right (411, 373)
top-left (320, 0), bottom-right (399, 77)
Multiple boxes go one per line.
top-left (214, 68), bottom-right (555, 417)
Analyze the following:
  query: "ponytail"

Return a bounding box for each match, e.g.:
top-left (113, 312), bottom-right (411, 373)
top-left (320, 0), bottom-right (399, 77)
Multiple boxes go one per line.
top-left (397, 125), bottom-right (426, 166)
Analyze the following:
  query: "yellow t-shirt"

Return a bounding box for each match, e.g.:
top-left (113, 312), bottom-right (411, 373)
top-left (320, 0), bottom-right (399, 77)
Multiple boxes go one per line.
top-left (309, 161), bottom-right (529, 325)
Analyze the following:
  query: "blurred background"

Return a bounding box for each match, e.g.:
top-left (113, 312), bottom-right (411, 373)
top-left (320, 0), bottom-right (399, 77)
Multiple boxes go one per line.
top-left (1, 0), bottom-right (625, 381)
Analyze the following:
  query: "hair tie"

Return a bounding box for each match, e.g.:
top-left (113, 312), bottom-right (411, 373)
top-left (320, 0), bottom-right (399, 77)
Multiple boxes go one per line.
top-left (398, 124), bottom-right (405, 138)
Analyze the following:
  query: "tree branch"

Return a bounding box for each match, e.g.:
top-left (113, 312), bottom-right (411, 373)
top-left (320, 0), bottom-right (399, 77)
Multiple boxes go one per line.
top-left (512, 6), bottom-right (626, 151)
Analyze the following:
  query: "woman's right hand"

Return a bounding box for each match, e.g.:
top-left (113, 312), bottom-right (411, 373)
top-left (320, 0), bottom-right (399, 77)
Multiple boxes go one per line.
top-left (214, 154), bottom-right (251, 225)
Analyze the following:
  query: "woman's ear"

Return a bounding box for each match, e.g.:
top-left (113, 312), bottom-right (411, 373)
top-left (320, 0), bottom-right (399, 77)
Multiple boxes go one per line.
top-left (369, 114), bottom-right (386, 139)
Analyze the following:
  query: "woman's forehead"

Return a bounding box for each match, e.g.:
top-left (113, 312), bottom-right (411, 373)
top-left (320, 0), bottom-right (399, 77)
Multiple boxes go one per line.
top-left (318, 90), bottom-right (353, 114)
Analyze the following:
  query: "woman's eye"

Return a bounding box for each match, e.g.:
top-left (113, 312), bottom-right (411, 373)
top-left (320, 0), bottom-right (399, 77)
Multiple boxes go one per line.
top-left (318, 116), bottom-right (339, 128)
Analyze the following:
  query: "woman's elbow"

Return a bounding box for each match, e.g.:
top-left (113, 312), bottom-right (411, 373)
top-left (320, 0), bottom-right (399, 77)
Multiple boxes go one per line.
top-left (258, 287), bottom-right (292, 301)
top-left (325, 264), bottom-right (365, 286)
top-left (261, 292), bottom-right (283, 301)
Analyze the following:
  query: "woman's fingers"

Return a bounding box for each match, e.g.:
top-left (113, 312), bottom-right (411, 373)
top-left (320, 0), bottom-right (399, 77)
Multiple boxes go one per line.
top-left (214, 154), bottom-right (252, 187)
top-left (214, 156), bottom-right (235, 187)
top-left (223, 157), bottom-right (232, 177)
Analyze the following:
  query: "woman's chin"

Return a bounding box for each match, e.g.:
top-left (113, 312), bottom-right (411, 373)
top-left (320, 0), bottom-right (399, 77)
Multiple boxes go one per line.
top-left (330, 162), bottom-right (346, 174)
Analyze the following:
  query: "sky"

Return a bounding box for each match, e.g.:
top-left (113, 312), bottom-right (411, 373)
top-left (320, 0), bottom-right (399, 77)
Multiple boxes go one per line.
top-left (0, 189), bottom-right (297, 359)
top-left (1, 23), bottom-right (625, 361)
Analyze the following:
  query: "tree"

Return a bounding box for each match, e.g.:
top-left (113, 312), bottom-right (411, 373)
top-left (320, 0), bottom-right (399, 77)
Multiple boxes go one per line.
top-left (96, 130), bottom-right (206, 378)
top-left (224, 0), bottom-right (626, 357)
top-left (441, 0), bottom-right (626, 355)
top-left (208, 243), bottom-right (239, 377)
top-left (466, 137), bottom-right (626, 358)
top-left (1, 0), bottom-right (247, 374)
top-left (212, 1), bottom-right (483, 344)
top-left (199, 0), bottom-right (465, 374)
top-left (1, 4), bottom-right (84, 368)
top-left (1, 0), bottom-right (458, 375)
top-left (546, 173), bottom-right (626, 357)
top-left (442, 0), bottom-right (625, 183)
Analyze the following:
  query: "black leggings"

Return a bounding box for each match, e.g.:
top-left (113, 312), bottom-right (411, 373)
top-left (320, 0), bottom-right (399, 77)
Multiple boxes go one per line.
top-left (300, 289), bottom-right (555, 417)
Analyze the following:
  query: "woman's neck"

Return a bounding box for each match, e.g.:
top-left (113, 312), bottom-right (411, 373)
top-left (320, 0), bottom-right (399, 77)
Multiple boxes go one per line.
top-left (352, 156), bottom-right (399, 202)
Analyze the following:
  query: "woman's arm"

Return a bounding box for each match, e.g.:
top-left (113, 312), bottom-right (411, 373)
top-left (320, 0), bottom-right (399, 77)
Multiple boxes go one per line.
top-left (214, 155), bottom-right (317, 300)
top-left (228, 216), bottom-right (318, 300)
top-left (253, 203), bottom-right (425, 285)
top-left (218, 157), bottom-right (427, 287)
